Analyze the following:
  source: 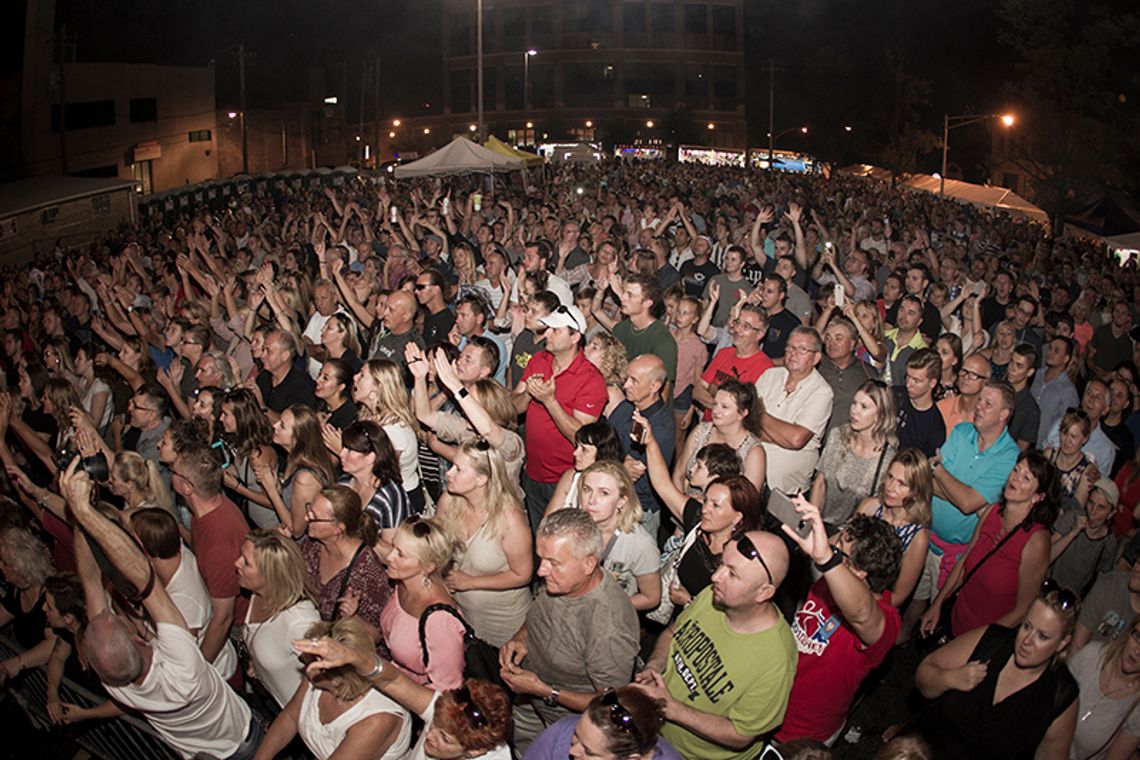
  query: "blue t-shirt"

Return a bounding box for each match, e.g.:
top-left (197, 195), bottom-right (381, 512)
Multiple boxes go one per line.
top-left (930, 423), bottom-right (1019, 549)
top-left (523, 715), bottom-right (684, 760)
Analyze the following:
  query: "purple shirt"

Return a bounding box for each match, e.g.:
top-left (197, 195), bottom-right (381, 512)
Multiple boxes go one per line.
top-left (523, 716), bottom-right (684, 760)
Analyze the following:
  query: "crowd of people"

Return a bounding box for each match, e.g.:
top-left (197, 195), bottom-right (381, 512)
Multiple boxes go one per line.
top-left (0, 157), bottom-right (1138, 760)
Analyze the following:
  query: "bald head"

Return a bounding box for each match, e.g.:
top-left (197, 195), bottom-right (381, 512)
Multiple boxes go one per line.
top-left (745, 530), bottom-right (790, 588)
top-left (85, 611), bottom-right (144, 687)
top-left (384, 291), bottom-right (416, 332)
top-left (713, 530), bottom-right (789, 612)
top-left (623, 354), bottom-right (668, 407)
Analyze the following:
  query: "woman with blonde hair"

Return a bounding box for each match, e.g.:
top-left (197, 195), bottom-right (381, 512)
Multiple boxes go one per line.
top-left (319, 313), bottom-right (363, 373)
top-left (855, 448), bottom-right (932, 611)
top-left (1067, 611), bottom-right (1140, 759)
top-left (583, 332), bottom-right (630, 417)
top-left (0, 527), bottom-right (56, 677)
top-left (437, 440), bottom-right (532, 647)
top-left (572, 460), bottom-right (661, 611)
top-left (236, 528), bottom-right (321, 708)
top-left (256, 618), bottom-right (411, 760)
top-left (810, 379), bottom-right (898, 530)
top-left (353, 359), bottom-right (424, 513)
top-left (852, 300), bottom-right (888, 371)
top-left (254, 405), bottom-right (337, 539)
top-left (380, 516), bottom-right (470, 689)
top-left (109, 450), bottom-right (175, 518)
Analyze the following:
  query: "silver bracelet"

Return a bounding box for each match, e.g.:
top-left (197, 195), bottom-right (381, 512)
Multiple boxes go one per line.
top-left (364, 654), bottom-right (383, 679)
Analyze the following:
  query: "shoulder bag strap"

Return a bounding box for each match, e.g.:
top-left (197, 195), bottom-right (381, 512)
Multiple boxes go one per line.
top-left (334, 543), bottom-right (368, 604)
top-left (868, 446), bottom-right (889, 498)
top-left (957, 511), bottom-right (1024, 594)
top-left (419, 603), bottom-right (474, 669)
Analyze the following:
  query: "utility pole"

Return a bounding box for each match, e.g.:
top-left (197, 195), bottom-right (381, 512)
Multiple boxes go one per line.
top-left (766, 59), bottom-right (783, 162)
top-left (238, 42), bottom-right (249, 174)
top-left (374, 56), bottom-right (381, 167)
top-left (359, 61), bottom-right (368, 163)
top-left (477, 0), bottom-right (484, 142)
top-left (52, 25), bottom-right (75, 175)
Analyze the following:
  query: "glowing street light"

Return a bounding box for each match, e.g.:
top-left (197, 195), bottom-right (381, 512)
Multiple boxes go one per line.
top-left (423, 127), bottom-right (431, 135)
top-left (393, 119), bottom-right (402, 127)
top-left (524, 48), bottom-right (539, 112)
top-left (941, 112), bottom-right (1016, 194)
top-left (526, 121), bottom-right (534, 129)
top-left (585, 120), bottom-right (593, 128)
top-left (646, 120), bottom-right (655, 128)
top-left (707, 123), bottom-right (715, 130)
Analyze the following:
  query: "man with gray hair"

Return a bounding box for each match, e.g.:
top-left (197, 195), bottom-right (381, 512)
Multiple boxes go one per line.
top-left (499, 509), bottom-right (639, 752)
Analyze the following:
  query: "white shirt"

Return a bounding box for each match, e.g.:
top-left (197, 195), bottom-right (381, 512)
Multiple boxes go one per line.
top-left (106, 623), bottom-right (251, 760)
top-left (755, 368), bottom-right (834, 493)
top-left (509, 272), bottom-right (573, 307)
top-left (166, 546), bottom-right (238, 681)
top-left (297, 683), bottom-right (411, 760)
top-left (243, 599), bottom-right (321, 708)
top-left (383, 422), bottom-right (421, 491)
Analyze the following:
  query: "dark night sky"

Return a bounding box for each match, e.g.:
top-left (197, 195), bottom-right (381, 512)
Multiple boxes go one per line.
top-left (12, 0), bottom-right (1023, 174)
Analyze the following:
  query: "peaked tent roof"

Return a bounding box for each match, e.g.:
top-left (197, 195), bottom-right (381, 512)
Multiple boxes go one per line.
top-left (395, 137), bottom-right (523, 178)
top-left (838, 164), bottom-right (894, 182)
top-left (484, 135), bottom-right (544, 167)
top-left (901, 175), bottom-right (1049, 224)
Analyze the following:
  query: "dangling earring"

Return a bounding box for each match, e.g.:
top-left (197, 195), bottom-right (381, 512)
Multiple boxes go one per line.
top-left (421, 575), bottom-right (432, 589)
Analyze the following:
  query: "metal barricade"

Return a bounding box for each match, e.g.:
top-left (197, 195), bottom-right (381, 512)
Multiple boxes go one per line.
top-left (0, 635), bottom-right (180, 760)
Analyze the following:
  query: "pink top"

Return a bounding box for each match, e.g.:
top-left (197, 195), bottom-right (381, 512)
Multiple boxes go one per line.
top-left (951, 506), bottom-right (1046, 637)
top-left (673, 332), bottom-right (707, 395)
top-left (379, 594), bottom-right (468, 689)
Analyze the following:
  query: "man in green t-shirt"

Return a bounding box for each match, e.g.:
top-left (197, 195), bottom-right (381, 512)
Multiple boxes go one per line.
top-left (633, 530), bottom-right (797, 760)
top-left (592, 271), bottom-right (678, 390)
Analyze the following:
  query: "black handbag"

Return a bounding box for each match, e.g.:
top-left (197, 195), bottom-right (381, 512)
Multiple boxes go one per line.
top-left (419, 603), bottom-right (506, 689)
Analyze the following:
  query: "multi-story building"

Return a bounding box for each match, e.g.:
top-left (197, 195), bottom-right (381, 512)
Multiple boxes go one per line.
top-left (438, 0), bottom-right (746, 149)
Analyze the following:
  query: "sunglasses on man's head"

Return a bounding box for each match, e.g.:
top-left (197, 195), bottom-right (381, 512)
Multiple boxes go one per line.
top-left (734, 535), bottom-right (773, 585)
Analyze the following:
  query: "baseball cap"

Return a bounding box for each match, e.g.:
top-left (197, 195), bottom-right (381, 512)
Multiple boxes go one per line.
top-left (1092, 478), bottom-right (1119, 506)
top-left (538, 304), bottom-right (586, 333)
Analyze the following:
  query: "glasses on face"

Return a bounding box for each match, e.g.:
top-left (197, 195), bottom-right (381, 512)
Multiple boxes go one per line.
top-left (453, 685), bottom-right (488, 729)
top-left (1040, 579), bottom-right (1077, 611)
top-left (959, 367), bottom-right (990, 382)
top-left (734, 535), bottom-right (773, 585)
top-left (304, 503), bottom-right (338, 523)
top-left (599, 689), bottom-right (641, 742)
top-left (784, 344), bottom-right (817, 356)
top-left (414, 283), bottom-right (432, 291)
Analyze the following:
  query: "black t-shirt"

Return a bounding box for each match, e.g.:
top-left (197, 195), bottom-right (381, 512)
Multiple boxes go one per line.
top-left (2, 586), bottom-right (46, 650)
top-left (980, 295), bottom-right (1011, 331)
top-left (509, 330), bottom-right (544, 389)
top-left (677, 499), bottom-right (720, 599)
top-left (1102, 420), bottom-right (1135, 478)
top-left (256, 364), bottom-right (317, 413)
top-left (920, 300), bottom-right (942, 340)
top-left (679, 259), bottom-right (720, 297)
top-left (893, 386), bottom-right (947, 458)
top-left (325, 399), bottom-right (359, 430)
top-left (762, 309), bottom-right (802, 359)
top-left (422, 307), bottom-right (456, 346)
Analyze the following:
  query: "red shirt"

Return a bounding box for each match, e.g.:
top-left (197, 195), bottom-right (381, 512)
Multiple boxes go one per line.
top-left (189, 496), bottom-right (249, 624)
top-left (777, 581), bottom-right (900, 742)
top-left (699, 347), bottom-right (773, 420)
top-left (1114, 464), bottom-right (1140, 536)
top-left (521, 349), bottom-right (606, 482)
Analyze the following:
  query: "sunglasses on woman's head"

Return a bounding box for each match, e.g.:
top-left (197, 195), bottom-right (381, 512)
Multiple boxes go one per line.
top-left (600, 689), bottom-right (641, 741)
top-left (1040, 578), bottom-right (1077, 611)
top-left (406, 515), bottom-right (432, 538)
top-left (453, 685), bottom-right (487, 729)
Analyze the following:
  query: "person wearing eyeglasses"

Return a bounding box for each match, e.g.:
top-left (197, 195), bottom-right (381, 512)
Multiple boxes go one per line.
top-left (292, 639), bottom-right (513, 760)
top-left (416, 269), bottom-right (457, 346)
top-left (913, 581), bottom-right (1080, 758)
top-left (1042, 378), bottom-right (1119, 482)
top-left (936, 354), bottom-right (992, 433)
top-left (755, 325), bottom-right (834, 495)
top-left (254, 618), bottom-right (411, 760)
top-left (632, 530), bottom-right (796, 760)
top-left (523, 686), bottom-right (682, 760)
top-left (1067, 610), bottom-right (1140, 759)
top-left (773, 502), bottom-right (902, 745)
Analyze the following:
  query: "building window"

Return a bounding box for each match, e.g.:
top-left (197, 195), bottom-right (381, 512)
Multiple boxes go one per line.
top-left (684, 4), bottom-right (708, 49)
top-left (451, 70), bottom-right (473, 113)
top-left (564, 62), bottom-right (613, 108)
top-left (684, 64), bottom-right (707, 108)
top-left (188, 129), bottom-right (212, 142)
top-left (713, 65), bottom-right (737, 110)
top-left (651, 4), bottom-right (676, 49)
top-left (564, 0), bottom-right (614, 48)
top-left (626, 62), bottom-right (675, 108)
top-left (50, 100), bottom-right (115, 131)
top-left (129, 97), bottom-right (157, 123)
top-left (531, 7), bottom-right (554, 50)
top-left (503, 8), bottom-right (526, 51)
top-left (712, 5), bottom-right (736, 50)
top-left (623, 3), bottom-right (647, 47)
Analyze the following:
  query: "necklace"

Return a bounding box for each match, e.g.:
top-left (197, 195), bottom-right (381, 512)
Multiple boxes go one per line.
top-left (1083, 665), bottom-right (1140, 721)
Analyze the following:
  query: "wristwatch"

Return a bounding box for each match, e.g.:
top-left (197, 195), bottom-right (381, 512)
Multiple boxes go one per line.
top-left (814, 550), bottom-right (843, 574)
top-left (456, 386), bottom-right (470, 399)
top-left (543, 685), bottom-right (560, 707)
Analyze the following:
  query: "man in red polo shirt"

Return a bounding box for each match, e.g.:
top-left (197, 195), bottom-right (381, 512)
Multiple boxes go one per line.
top-left (514, 304), bottom-right (606, 531)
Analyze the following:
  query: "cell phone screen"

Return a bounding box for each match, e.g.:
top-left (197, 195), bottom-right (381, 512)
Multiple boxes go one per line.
top-left (768, 490), bottom-right (812, 539)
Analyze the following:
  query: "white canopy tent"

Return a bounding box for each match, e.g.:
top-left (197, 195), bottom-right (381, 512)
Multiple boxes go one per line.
top-left (902, 175), bottom-right (1049, 224)
top-left (394, 137), bottom-right (524, 178)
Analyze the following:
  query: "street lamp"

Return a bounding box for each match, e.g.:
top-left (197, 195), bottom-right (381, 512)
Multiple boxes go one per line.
top-left (941, 112), bottom-right (1015, 194)
top-left (766, 125), bottom-right (807, 158)
top-left (524, 49), bottom-right (538, 112)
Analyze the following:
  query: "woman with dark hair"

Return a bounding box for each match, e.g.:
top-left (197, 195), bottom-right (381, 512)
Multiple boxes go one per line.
top-left (255, 405), bottom-right (338, 539)
top-left (190, 385), bottom-right (224, 442)
top-left (809, 379), bottom-right (898, 531)
top-left (914, 583), bottom-right (1080, 758)
top-left (219, 388), bottom-right (278, 528)
top-left (933, 333), bottom-right (963, 401)
top-left (545, 421), bottom-right (623, 515)
top-left (524, 686), bottom-right (682, 760)
top-left (673, 379), bottom-right (766, 495)
top-left (315, 358), bottom-right (358, 431)
top-left (920, 450), bottom-right (1058, 639)
top-left (299, 485), bottom-right (390, 643)
top-left (339, 420), bottom-right (407, 556)
top-left (291, 638), bottom-right (513, 760)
